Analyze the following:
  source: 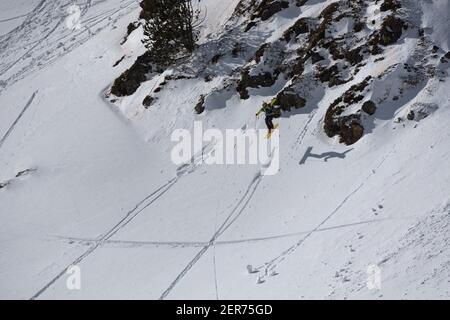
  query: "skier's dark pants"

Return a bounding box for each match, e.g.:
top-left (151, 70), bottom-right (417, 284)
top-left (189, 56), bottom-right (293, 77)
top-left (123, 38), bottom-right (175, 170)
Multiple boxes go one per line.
top-left (265, 116), bottom-right (274, 130)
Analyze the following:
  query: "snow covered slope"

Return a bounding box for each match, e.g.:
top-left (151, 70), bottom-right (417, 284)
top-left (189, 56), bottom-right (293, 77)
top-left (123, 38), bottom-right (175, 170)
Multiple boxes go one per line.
top-left (0, 0), bottom-right (449, 299)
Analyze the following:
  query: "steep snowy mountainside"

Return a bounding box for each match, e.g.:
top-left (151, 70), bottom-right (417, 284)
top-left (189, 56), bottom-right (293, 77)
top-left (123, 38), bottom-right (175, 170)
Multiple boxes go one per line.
top-left (0, 0), bottom-right (449, 299)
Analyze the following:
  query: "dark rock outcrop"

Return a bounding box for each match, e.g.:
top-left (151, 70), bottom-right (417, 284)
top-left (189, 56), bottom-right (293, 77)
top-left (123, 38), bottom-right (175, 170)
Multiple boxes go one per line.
top-left (324, 76), bottom-right (373, 144)
top-left (362, 100), bottom-right (377, 115)
top-left (142, 95), bottom-right (155, 108)
top-left (194, 94), bottom-right (206, 114)
top-left (345, 47), bottom-right (363, 65)
top-left (353, 21), bottom-right (365, 32)
top-left (317, 64), bottom-right (339, 83)
top-left (257, 1), bottom-right (289, 21)
top-left (310, 51), bottom-right (325, 64)
top-left (379, 15), bottom-right (405, 46)
top-left (380, 0), bottom-right (401, 12)
top-left (283, 18), bottom-right (310, 42)
top-left (340, 119), bottom-right (364, 145)
top-left (276, 91), bottom-right (306, 111)
top-left (111, 52), bottom-right (154, 97)
top-left (237, 70), bottom-right (276, 99)
top-left (255, 43), bottom-right (269, 63)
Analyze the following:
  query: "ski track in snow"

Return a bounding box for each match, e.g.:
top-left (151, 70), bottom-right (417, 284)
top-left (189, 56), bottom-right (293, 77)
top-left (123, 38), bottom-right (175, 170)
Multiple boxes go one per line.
top-left (0, 90), bottom-right (38, 150)
top-left (0, 0), bottom-right (138, 92)
top-left (30, 176), bottom-right (178, 299)
top-left (159, 173), bottom-right (263, 299)
top-left (0, 13), bottom-right (29, 23)
top-left (288, 108), bottom-right (318, 160)
top-left (55, 217), bottom-right (389, 249)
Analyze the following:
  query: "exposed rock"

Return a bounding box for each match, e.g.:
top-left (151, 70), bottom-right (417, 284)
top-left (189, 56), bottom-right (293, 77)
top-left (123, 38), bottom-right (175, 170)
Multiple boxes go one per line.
top-left (283, 18), bottom-right (310, 42)
top-left (345, 47), bottom-right (363, 65)
top-left (362, 100), bottom-right (377, 115)
top-left (379, 15), bottom-right (405, 46)
top-left (237, 69), bottom-right (276, 99)
top-left (111, 52), bottom-right (154, 97)
top-left (324, 101), bottom-right (364, 145)
top-left (256, 1), bottom-right (290, 21)
top-left (165, 74), bottom-right (194, 81)
top-left (324, 97), bottom-right (344, 138)
top-left (310, 51), bottom-right (325, 64)
top-left (307, 22), bottom-right (327, 49)
top-left (295, 0), bottom-right (307, 6)
top-left (232, 43), bottom-right (242, 57)
top-left (113, 55), bottom-right (125, 68)
top-left (232, 0), bottom-right (255, 17)
top-left (328, 76), bottom-right (348, 87)
top-left (380, 0), bottom-right (401, 12)
top-left (319, 2), bottom-right (339, 20)
top-left (244, 21), bottom-right (257, 32)
top-left (326, 40), bottom-right (345, 60)
top-left (324, 76), bottom-right (373, 144)
top-left (211, 53), bottom-right (224, 64)
top-left (139, 0), bottom-right (155, 20)
top-left (317, 64), bottom-right (339, 83)
top-left (350, 76), bottom-right (372, 92)
top-left (304, 3), bottom-right (339, 52)
top-left (142, 95), bottom-right (155, 108)
top-left (121, 22), bottom-right (140, 44)
top-left (194, 94), bottom-right (206, 114)
top-left (340, 119), bottom-right (364, 145)
top-left (353, 21), bottom-right (365, 32)
top-left (276, 91), bottom-right (306, 111)
top-left (370, 44), bottom-right (383, 55)
top-left (290, 57), bottom-right (305, 77)
top-left (255, 43), bottom-right (269, 63)
top-left (407, 102), bottom-right (439, 121)
top-left (127, 22), bottom-right (139, 36)
top-left (343, 91), bottom-right (364, 104)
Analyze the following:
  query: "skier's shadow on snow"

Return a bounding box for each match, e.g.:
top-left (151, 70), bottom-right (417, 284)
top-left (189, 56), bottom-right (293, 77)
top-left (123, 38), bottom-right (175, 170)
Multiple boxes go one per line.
top-left (299, 146), bottom-right (353, 165)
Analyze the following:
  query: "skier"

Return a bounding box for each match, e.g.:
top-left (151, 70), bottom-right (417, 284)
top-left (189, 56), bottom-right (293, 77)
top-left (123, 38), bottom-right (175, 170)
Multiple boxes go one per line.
top-left (256, 97), bottom-right (279, 137)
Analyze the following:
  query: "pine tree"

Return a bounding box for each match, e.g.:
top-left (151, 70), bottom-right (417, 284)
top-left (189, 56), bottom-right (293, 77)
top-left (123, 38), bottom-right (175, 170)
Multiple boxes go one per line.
top-left (141, 0), bottom-right (200, 66)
